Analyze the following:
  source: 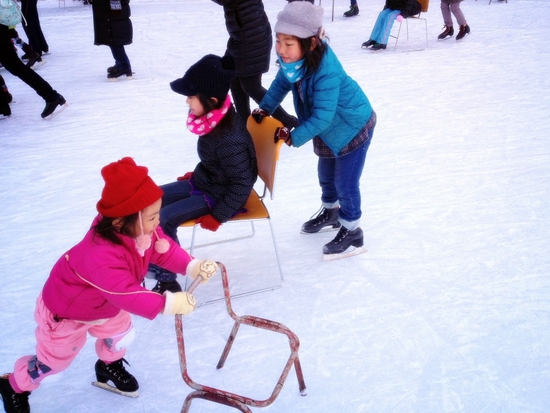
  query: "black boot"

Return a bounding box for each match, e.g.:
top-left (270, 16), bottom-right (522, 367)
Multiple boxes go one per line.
top-left (301, 207), bottom-right (341, 234)
top-left (152, 280), bottom-right (182, 294)
top-left (95, 359), bottom-right (139, 393)
top-left (0, 374), bottom-right (31, 413)
top-left (437, 25), bottom-right (454, 40)
top-left (370, 43), bottom-right (387, 50)
top-left (41, 93), bottom-right (66, 119)
top-left (343, 4), bottom-right (359, 17)
top-left (21, 43), bottom-right (41, 68)
top-left (107, 65), bottom-right (117, 74)
top-left (362, 39), bottom-right (376, 48)
top-left (455, 24), bottom-right (470, 40)
top-left (323, 227), bottom-right (364, 255)
top-left (107, 67), bottom-right (133, 80)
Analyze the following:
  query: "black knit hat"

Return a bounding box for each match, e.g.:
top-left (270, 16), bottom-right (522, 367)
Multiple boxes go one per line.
top-left (170, 54), bottom-right (235, 102)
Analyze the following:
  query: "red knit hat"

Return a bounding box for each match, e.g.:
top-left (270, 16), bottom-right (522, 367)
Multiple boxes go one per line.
top-left (96, 157), bottom-right (163, 218)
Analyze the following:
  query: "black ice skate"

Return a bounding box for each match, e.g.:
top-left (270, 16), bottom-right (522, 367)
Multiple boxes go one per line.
top-left (41, 93), bottom-right (67, 119)
top-left (152, 280), bottom-right (182, 294)
top-left (437, 25), bottom-right (454, 40)
top-left (322, 227), bottom-right (367, 261)
top-left (107, 68), bottom-right (133, 81)
top-left (301, 207), bottom-right (341, 234)
top-left (92, 358), bottom-right (139, 398)
top-left (455, 24), bottom-right (470, 41)
top-left (0, 374), bottom-right (31, 413)
top-left (343, 4), bottom-right (359, 17)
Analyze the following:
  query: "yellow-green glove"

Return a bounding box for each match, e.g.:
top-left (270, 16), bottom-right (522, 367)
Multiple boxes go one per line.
top-left (185, 259), bottom-right (218, 284)
top-left (162, 291), bottom-right (196, 316)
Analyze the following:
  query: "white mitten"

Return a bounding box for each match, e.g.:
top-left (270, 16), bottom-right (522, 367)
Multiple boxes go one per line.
top-left (162, 291), bottom-right (196, 316)
top-left (185, 259), bottom-right (218, 284)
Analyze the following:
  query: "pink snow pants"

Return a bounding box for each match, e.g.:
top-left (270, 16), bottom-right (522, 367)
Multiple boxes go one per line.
top-left (10, 294), bottom-right (132, 393)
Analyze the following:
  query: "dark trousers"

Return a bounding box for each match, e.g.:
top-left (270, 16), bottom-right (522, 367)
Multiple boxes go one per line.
top-left (21, 0), bottom-right (49, 55)
top-left (109, 45), bottom-right (131, 70)
top-left (231, 74), bottom-right (299, 129)
top-left (0, 25), bottom-right (56, 102)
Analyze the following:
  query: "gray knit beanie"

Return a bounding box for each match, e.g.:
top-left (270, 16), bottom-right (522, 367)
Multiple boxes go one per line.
top-left (274, 1), bottom-right (324, 39)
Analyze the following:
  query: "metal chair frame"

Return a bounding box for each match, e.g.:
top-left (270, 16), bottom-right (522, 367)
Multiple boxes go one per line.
top-left (175, 262), bottom-right (307, 412)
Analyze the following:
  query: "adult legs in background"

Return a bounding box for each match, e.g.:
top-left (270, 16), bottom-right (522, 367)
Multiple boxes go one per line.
top-left (109, 45), bottom-right (131, 71)
top-left (231, 75), bottom-right (299, 129)
top-left (20, 0), bottom-right (49, 55)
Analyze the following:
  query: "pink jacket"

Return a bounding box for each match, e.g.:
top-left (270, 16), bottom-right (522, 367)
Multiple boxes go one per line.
top-left (42, 216), bottom-right (193, 321)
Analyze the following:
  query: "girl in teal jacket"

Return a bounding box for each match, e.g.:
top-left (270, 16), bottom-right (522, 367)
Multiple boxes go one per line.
top-left (254, 1), bottom-right (377, 260)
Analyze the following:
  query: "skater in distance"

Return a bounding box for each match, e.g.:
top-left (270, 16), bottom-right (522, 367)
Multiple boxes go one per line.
top-left (361, 0), bottom-right (421, 51)
top-left (0, 157), bottom-right (218, 413)
top-left (91, 0), bottom-right (134, 79)
top-left (0, 23), bottom-right (65, 119)
top-left (149, 54), bottom-right (258, 294)
top-left (252, 1), bottom-right (376, 260)
top-left (437, 0), bottom-right (470, 40)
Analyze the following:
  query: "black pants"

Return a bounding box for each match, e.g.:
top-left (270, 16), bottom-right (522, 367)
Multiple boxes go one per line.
top-left (230, 74), bottom-right (299, 129)
top-left (0, 25), bottom-right (56, 102)
top-left (21, 0), bottom-right (49, 55)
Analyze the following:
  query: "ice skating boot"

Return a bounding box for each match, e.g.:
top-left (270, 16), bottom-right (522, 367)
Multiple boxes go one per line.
top-left (322, 226), bottom-right (367, 260)
top-left (107, 67), bottom-right (133, 80)
top-left (343, 4), bottom-right (359, 17)
top-left (21, 44), bottom-right (42, 68)
top-left (1, 78), bottom-right (12, 104)
top-left (0, 374), bottom-right (31, 413)
top-left (437, 25), bottom-right (454, 40)
top-left (41, 93), bottom-right (67, 119)
top-left (301, 207), bottom-right (341, 234)
top-left (93, 358), bottom-right (139, 397)
top-left (456, 24), bottom-right (470, 40)
top-left (152, 280), bottom-right (182, 294)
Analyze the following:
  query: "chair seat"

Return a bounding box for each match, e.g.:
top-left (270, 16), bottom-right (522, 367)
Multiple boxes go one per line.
top-left (180, 189), bottom-right (268, 228)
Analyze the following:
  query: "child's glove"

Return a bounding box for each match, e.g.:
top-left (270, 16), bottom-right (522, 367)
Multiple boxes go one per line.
top-left (196, 214), bottom-right (221, 232)
top-left (177, 172), bottom-right (193, 181)
top-left (162, 291), bottom-right (196, 315)
top-left (252, 108), bottom-right (269, 124)
top-left (274, 127), bottom-right (292, 146)
top-left (186, 259), bottom-right (218, 283)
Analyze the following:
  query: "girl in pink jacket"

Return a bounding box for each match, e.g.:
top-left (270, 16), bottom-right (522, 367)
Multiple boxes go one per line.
top-left (0, 157), bottom-right (217, 413)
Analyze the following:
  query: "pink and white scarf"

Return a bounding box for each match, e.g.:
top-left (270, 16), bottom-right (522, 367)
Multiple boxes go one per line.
top-left (186, 95), bottom-right (232, 136)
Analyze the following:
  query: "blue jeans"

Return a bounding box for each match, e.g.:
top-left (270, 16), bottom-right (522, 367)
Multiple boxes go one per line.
top-left (369, 8), bottom-right (401, 45)
top-left (159, 180), bottom-right (210, 243)
top-left (317, 132), bottom-right (373, 230)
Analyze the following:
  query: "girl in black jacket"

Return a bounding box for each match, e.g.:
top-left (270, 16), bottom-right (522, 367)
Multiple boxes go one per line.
top-left (149, 54), bottom-right (258, 294)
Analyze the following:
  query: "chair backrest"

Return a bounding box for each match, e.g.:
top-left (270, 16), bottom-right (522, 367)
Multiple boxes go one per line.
top-left (246, 116), bottom-right (284, 200)
top-left (418, 0), bottom-right (429, 13)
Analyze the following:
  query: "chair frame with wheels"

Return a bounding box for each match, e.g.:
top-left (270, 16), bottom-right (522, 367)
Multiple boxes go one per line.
top-left (179, 116), bottom-right (285, 302)
top-left (390, 0), bottom-right (430, 50)
top-left (175, 262), bottom-right (307, 413)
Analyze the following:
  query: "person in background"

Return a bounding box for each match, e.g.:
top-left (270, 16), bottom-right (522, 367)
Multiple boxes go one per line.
top-left (20, 0), bottom-right (49, 57)
top-left (213, 0), bottom-right (299, 129)
top-left (361, 0), bottom-right (421, 51)
top-left (0, 157), bottom-right (217, 413)
top-left (437, 0), bottom-right (470, 40)
top-left (0, 24), bottom-right (66, 118)
top-left (91, 0), bottom-right (134, 80)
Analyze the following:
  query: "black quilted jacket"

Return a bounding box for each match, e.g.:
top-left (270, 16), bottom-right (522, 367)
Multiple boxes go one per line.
top-left (211, 0), bottom-right (272, 77)
top-left (385, 0), bottom-right (422, 18)
top-left (192, 107), bottom-right (258, 223)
